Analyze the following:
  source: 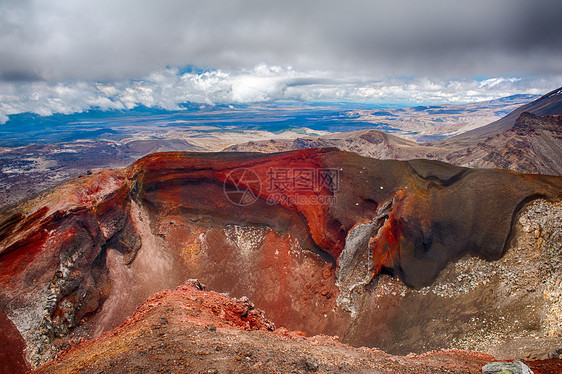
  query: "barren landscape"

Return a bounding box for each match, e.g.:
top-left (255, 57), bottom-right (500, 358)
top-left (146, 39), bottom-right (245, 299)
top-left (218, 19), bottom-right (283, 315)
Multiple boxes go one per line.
top-left (2, 1), bottom-right (562, 372)
top-left (1, 143), bottom-right (561, 373)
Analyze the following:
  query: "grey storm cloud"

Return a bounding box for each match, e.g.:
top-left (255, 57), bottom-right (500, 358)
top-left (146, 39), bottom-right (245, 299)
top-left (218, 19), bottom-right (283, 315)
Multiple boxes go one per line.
top-left (1, 0), bottom-right (562, 82)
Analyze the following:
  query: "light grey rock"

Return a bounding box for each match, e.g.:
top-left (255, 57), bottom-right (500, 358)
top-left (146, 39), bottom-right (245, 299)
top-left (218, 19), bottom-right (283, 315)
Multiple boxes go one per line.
top-left (482, 361), bottom-right (533, 374)
top-left (335, 196), bottom-right (398, 317)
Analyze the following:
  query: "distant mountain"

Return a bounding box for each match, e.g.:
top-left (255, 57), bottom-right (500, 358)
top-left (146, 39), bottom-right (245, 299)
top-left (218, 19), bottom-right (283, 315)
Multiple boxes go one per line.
top-left (342, 93), bottom-right (539, 142)
top-left (444, 112), bottom-right (562, 175)
top-left (227, 87), bottom-right (562, 175)
top-left (440, 87), bottom-right (562, 144)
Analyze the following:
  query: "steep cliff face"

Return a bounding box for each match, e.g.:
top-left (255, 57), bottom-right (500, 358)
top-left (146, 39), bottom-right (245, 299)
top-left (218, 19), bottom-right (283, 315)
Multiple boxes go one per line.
top-left (0, 149), bottom-right (560, 368)
top-left (0, 170), bottom-right (127, 367)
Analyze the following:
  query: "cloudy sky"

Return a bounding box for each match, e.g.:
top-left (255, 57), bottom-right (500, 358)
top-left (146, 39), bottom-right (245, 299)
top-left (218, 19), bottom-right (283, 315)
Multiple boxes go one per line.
top-left (1, 0), bottom-right (561, 122)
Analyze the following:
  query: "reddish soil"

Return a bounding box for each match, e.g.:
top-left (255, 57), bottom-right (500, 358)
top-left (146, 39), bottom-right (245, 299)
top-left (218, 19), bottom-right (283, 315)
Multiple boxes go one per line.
top-left (0, 309), bottom-right (29, 374)
top-left (36, 281), bottom-right (504, 374)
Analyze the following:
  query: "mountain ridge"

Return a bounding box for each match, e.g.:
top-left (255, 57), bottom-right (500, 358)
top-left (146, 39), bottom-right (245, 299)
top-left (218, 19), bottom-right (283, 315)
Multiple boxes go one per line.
top-left (437, 86), bottom-right (562, 144)
top-left (226, 88), bottom-right (562, 175)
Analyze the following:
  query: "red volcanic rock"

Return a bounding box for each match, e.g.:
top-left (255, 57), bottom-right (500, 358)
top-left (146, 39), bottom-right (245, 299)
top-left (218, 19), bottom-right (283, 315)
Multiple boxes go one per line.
top-left (98, 279), bottom-right (275, 334)
top-left (0, 148), bottom-right (561, 368)
top-left (0, 309), bottom-right (29, 374)
top-left (35, 280), bottom-right (499, 374)
top-left (524, 358), bottom-right (562, 374)
top-left (132, 148), bottom-right (346, 258)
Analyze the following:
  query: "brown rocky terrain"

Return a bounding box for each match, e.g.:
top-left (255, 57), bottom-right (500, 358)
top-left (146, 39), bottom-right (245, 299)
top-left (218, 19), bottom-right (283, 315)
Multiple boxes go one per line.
top-left (0, 149), bottom-right (561, 372)
top-left (227, 88), bottom-right (562, 175)
top-left (30, 280), bottom-right (513, 374)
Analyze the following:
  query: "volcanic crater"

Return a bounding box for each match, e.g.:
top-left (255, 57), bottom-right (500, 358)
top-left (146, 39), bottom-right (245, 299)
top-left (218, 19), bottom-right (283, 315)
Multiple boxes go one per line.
top-left (0, 148), bottom-right (561, 371)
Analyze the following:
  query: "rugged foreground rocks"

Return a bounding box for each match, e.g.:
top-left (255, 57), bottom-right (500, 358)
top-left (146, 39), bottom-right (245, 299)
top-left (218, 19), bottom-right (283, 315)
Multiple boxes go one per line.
top-left (0, 148), bottom-right (561, 371)
top-left (29, 281), bottom-right (515, 374)
top-left (33, 281), bottom-right (562, 374)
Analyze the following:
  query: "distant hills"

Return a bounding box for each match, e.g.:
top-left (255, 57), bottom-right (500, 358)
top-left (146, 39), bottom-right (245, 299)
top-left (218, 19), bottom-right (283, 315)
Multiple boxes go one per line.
top-left (443, 87), bottom-right (562, 142)
top-left (227, 87), bottom-right (562, 175)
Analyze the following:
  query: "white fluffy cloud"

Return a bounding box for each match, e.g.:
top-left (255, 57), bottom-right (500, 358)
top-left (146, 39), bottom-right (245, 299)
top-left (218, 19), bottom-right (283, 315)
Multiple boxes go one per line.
top-left (1, 65), bottom-right (561, 123)
top-left (0, 109), bottom-right (8, 124)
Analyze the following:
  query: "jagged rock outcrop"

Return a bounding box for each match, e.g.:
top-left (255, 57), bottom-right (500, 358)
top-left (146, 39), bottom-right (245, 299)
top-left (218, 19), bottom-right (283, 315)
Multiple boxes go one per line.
top-left (0, 149), bottom-right (560, 369)
top-left (341, 198), bottom-right (562, 361)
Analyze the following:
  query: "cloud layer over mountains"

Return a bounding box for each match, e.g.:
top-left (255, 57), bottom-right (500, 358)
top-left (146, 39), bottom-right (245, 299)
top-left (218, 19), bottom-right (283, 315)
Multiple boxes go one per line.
top-left (0, 0), bottom-right (561, 121)
top-left (0, 66), bottom-right (561, 124)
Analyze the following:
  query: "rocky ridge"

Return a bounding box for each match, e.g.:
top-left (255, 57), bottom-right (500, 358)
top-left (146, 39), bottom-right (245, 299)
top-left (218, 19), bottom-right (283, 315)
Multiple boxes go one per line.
top-left (226, 112), bottom-right (562, 175)
top-left (225, 88), bottom-right (562, 175)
